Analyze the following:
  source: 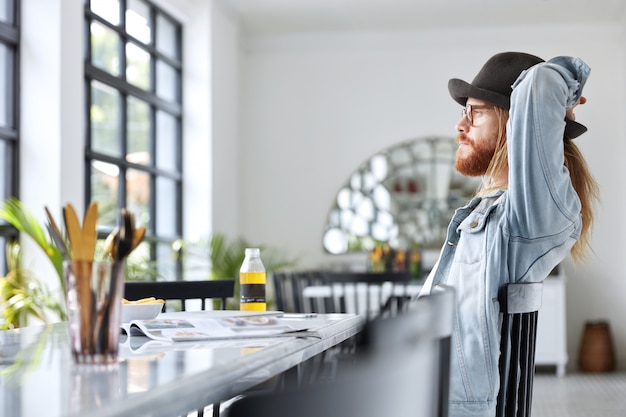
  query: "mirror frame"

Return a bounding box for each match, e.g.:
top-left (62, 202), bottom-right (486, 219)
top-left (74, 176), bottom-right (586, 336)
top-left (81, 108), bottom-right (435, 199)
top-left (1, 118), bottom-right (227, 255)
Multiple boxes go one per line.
top-left (322, 136), bottom-right (481, 254)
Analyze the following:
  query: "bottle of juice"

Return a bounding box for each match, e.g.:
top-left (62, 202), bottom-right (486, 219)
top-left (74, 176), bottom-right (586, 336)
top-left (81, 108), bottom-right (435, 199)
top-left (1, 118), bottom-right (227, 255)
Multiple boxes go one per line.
top-left (239, 248), bottom-right (266, 311)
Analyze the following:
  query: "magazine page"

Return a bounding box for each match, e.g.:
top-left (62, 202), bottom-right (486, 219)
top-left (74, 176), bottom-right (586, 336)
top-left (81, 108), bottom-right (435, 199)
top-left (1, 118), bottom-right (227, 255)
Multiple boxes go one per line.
top-left (120, 310), bottom-right (285, 336)
top-left (118, 333), bottom-right (282, 357)
top-left (126, 315), bottom-right (320, 342)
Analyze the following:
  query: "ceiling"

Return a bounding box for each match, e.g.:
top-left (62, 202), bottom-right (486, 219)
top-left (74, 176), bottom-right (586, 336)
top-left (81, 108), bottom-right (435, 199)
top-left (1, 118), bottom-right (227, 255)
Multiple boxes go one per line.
top-left (219, 0), bottom-right (626, 36)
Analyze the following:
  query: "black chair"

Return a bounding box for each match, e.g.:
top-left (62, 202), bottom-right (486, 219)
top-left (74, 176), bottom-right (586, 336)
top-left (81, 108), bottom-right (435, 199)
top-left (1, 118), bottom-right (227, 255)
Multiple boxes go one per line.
top-left (124, 279), bottom-right (235, 312)
top-left (496, 282), bottom-right (543, 417)
top-left (311, 271), bottom-right (414, 321)
top-left (272, 271), bottom-right (326, 313)
top-left (226, 284), bottom-right (455, 417)
top-left (124, 279), bottom-right (235, 417)
top-left (272, 272), bottom-right (289, 311)
top-left (360, 284), bottom-right (455, 417)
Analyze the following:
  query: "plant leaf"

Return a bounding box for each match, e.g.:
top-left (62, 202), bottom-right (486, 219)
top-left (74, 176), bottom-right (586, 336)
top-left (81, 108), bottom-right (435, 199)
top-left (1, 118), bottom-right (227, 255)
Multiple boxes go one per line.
top-left (0, 198), bottom-right (66, 311)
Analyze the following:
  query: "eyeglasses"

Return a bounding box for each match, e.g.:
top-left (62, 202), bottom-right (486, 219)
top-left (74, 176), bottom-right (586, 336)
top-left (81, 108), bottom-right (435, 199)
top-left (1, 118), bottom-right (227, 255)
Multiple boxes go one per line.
top-left (461, 104), bottom-right (494, 126)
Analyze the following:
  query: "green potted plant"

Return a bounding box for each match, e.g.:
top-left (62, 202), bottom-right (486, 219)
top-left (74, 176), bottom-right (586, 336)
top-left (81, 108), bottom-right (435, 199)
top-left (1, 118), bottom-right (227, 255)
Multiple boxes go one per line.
top-left (0, 198), bottom-right (65, 283)
top-left (0, 198), bottom-right (67, 327)
top-left (0, 243), bottom-right (65, 329)
top-left (182, 233), bottom-right (297, 309)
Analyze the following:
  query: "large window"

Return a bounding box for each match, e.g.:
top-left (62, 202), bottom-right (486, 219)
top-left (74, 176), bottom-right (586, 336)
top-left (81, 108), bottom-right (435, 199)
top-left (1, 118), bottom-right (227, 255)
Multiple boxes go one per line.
top-left (85, 0), bottom-right (183, 280)
top-left (0, 0), bottom-right (19, 274)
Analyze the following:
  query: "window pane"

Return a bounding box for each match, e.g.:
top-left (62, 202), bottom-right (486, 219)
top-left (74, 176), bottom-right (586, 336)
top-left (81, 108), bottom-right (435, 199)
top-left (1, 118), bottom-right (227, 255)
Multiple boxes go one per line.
top-left (91, 21), bottom-right (121, 76)
top-left (0, 43), bottom-right (13, 127)
top-left (0, 140), bottom-right (9, 201)
top-left (127, 0), bottom-right (151, 44)
top-left (86, 0), bottom-right (181, 273)
top-left (126, 42), bottom-right (151, 90)
top-left (156, 60), bottom-right (177, 102)
top-left (91, 0), bottom-right (120, 25)
top-left (126, 241), bottom-right (152, 280)
top-left (156, 110), bottom-right (176, 172)
top-left (0, 0), bottom-right (14, 24)
top-left (91, 81), bottom-right (121, 156)
top-left (127, 96), bottom-right (150, 161)
top-left (156, 176), bottom-right (176, 236)
top-left (127, 167), bottom-right (150, 225)
top-left (0, 0), bottom-right (17, 234)
top-left (156, 241), bottom-right (176, 279)
top-left (156, 14), bottom-right (177, 59)
top-left (90, 160), bottom-right (119, 228)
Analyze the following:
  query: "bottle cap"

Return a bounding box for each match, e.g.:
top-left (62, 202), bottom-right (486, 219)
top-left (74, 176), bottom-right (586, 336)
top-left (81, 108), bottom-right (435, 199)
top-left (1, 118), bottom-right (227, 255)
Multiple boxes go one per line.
top-left (245, 247), bottom-right (260, 256)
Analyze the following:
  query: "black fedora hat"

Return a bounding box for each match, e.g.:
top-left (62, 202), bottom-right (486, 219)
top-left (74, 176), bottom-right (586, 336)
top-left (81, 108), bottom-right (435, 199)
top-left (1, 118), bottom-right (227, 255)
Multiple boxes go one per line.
top-left (448, 51), bottom-right (587, 139)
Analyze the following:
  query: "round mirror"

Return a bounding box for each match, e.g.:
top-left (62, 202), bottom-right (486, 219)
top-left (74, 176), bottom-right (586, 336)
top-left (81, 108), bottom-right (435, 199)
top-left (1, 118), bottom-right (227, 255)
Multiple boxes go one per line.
top-left (322, 136), bottom-right (481, 254)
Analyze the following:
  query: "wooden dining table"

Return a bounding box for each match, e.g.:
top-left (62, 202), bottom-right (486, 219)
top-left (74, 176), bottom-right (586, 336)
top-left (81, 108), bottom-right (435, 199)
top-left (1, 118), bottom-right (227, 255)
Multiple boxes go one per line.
top-left (0, 311), bottom-right (364, 417)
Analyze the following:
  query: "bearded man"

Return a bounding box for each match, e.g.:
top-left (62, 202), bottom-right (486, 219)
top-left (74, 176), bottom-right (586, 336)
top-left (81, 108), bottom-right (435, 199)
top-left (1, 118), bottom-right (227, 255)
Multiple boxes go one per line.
top-left (425, 52), bottom-right (598, 417)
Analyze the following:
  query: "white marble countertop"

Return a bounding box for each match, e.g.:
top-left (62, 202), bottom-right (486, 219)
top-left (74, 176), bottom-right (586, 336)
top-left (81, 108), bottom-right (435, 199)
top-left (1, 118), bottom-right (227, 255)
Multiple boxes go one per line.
top-left (0, 313), bottom-right (364, 417)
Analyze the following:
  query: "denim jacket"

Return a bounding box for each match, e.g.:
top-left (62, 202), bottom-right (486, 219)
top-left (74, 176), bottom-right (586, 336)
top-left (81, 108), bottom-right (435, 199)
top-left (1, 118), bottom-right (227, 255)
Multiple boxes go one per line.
top-left (434, 57), bottom-right (589, 417)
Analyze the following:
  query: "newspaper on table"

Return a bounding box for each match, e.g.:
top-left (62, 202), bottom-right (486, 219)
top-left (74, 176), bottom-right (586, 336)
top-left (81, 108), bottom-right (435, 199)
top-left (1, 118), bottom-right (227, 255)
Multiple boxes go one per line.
top-left (121, 312), bottom-right (321, 342)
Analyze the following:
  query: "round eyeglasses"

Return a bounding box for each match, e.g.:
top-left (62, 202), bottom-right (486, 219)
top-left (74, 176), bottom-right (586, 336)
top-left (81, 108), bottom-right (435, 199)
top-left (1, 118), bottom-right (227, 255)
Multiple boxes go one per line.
top-left (461, 104), bottom-right (494, 126)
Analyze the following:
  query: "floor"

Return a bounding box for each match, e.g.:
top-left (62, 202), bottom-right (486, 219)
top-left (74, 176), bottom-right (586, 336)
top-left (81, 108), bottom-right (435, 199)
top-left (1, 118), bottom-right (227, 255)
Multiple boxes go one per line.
top-left (204, 370), bottom-right (626, 417)
top-left (533, 371), bottom-right (626, 417)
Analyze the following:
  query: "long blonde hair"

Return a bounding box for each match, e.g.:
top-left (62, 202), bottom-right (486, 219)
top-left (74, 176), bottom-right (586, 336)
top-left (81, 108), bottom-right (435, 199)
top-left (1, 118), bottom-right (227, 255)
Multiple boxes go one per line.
top-left (477, 107), bottom-right (599, 262)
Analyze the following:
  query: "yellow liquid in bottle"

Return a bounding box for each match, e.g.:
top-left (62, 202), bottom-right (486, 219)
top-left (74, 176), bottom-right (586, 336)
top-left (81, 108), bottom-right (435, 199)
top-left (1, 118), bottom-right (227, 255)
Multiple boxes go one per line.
top-left (240, 271), bottom-right (266, 311)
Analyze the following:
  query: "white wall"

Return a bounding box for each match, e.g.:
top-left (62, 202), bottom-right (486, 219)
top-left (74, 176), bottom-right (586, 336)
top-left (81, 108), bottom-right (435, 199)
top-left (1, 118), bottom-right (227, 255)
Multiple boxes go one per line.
top-left (20, 0), bottom-right (84, 297)
top-left (213, 19), bottom-right (626, 370)
top-left (177, 0), bottom-right (213, 244)
top-left (210, 2), bottom-right (241, 237)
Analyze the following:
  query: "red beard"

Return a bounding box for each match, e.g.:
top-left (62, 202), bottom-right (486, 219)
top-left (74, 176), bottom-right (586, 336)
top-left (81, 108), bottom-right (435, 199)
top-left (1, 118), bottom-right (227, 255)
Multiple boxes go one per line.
top-left (455, 133), bottom-right (496, 176)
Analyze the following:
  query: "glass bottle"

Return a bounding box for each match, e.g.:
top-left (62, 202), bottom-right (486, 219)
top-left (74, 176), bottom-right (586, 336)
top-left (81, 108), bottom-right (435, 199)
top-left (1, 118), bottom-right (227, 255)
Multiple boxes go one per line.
top-left (239, 248), bottom-right (266, 311)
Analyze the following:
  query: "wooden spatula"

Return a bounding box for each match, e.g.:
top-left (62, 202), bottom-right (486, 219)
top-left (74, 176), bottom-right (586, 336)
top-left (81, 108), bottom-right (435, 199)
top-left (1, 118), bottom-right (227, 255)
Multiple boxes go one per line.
top-left (81, 202), bottom-right (98, 261)
top-left (63, 202), bottom-right (98, 261)
top-left (64, 204), bottom-right (83, 261)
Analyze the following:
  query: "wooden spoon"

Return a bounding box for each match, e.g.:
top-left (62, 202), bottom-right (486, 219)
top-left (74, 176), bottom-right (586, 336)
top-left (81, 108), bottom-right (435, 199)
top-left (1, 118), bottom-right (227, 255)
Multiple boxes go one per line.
top-left (116, 209), bottom-right (134, 261)
top-left (102, 227), bottom-right (119, 260)
top-left (97, 210), bottom-right (134, 350)
top-left (131, 226), bottom-right (146, 252)
top-left (64, 204), bottom-right (83, 260)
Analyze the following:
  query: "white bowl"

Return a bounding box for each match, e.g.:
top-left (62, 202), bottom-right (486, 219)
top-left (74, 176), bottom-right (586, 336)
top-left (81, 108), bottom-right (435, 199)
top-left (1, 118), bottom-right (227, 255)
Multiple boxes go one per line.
top-left (121, 303), bottom-right (163, 323)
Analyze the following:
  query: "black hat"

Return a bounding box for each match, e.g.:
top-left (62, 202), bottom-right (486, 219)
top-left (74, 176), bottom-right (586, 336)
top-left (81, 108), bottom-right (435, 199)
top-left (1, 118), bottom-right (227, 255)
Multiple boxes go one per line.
top-left (448, 52), bottom-right (587, 139)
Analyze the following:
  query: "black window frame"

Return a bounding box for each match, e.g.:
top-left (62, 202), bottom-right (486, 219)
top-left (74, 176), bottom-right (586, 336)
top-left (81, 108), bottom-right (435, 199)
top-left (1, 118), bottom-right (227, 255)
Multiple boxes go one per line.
top-left (84, 0), bottom-right (184, 280)
top-left (0, 0), bottom-right (20, 275)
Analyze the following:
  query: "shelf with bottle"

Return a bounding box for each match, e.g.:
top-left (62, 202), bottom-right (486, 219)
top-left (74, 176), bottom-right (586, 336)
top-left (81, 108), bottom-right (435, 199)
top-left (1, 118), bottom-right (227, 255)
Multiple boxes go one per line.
top-left (367, 242), bottom-right (422, 280)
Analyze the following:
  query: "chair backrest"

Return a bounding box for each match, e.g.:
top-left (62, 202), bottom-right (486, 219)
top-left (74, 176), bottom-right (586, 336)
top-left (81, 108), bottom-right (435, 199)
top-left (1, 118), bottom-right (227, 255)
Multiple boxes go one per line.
top-left (272, 270), bottom-right (326, 313)
top-left (124, 279), bottom-right (235, 311)
top-left (363, 284), bottom-right (455, 417)
top-left (226, 284), bottom-right (456, 417)
top-left (496, 282), bottom-right (543, 417)
top-left (321, 271), bottom-right (414, 321)
top-left (272, 272), bottom-right (288, 311)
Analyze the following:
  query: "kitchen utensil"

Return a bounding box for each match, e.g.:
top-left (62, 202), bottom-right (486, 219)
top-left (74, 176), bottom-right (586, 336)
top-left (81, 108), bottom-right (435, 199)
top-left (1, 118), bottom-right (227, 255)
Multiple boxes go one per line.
top-left (45, 206), bottom-right (70, 259)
